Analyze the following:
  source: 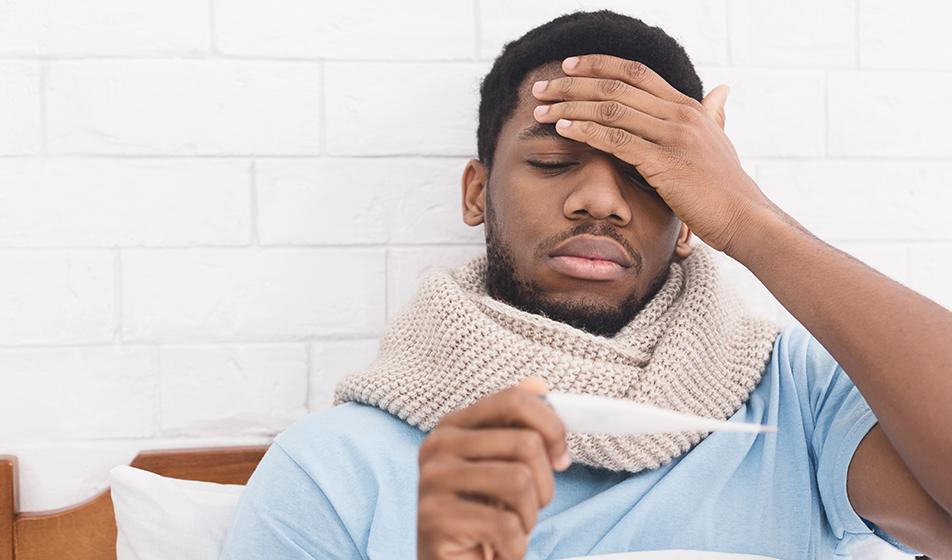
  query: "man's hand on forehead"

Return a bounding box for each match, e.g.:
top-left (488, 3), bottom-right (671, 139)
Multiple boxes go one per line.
top-left (530, 53), bottom-right (775, 254)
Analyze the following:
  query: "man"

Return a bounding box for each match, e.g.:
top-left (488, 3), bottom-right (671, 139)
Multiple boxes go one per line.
top-left (220, 11), bottom-right (951, 559)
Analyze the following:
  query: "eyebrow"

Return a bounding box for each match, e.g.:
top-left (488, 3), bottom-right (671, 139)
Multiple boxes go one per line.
top-left (517, 122), bottom-right (570, 142)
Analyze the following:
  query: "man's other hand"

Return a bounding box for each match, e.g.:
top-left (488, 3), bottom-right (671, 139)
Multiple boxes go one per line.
top-left (417, 376), bottom-right (570, 560)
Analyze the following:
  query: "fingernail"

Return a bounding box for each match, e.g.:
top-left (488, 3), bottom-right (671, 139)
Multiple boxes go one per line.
top-left (533, 104), bottom-right (550, 117)
top-left (532, 80), bottom-right (548, 94)
top-left (555, 450), bottom-right (572, 471)
top-left (563, 56), bottom-right (579, 70)
top-left (556, 118), bottom-right (572, 129)
top-left (519, 376), bottom-right (548, 395)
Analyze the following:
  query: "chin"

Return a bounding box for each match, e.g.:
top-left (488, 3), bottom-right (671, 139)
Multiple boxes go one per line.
top-left (540, 286), bottom-right (631, 310)
top-left (538, 270), bottom-right (635, 302)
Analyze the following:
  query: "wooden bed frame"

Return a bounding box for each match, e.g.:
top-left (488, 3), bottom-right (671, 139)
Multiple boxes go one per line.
top-left (0, 445), bottom-right (269, 560)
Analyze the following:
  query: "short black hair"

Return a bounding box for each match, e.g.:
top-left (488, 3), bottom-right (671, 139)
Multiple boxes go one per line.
top-left (476, 10), bottom-right (704, 171)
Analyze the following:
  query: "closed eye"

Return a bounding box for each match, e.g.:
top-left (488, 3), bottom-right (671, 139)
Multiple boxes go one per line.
top-left (527, 159), bottom-right (655, 195)
top-left (526, 159), bottom-right (576, 171)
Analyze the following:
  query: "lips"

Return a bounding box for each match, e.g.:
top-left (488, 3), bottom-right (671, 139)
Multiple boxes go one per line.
top-left (548, 235), bottom-right (634, 268)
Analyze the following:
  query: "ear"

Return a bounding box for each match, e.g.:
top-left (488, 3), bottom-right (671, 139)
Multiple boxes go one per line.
top-left (674, 222), bottom-right (693, 259)
top-left (462, 159), bottom-right (488, 226)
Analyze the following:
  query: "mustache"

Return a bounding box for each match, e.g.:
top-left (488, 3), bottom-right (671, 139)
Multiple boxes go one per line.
top-left (535, 222), bottom-right (643, 274)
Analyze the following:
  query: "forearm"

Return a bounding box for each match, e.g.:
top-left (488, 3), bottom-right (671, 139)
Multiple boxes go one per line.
top-left (728, 205), bottom-right (952, 515)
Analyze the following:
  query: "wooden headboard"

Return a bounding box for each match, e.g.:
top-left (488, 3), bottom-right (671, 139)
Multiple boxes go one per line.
top-left (0, 445), bottom-right (269, 560)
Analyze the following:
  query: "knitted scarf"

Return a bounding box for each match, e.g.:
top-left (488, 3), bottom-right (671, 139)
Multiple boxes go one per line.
top-left (334, 244), bottom-right (780, 472)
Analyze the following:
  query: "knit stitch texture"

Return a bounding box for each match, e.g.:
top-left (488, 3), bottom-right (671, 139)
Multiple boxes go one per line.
top-left (334, 244), bottom-right (780, 472)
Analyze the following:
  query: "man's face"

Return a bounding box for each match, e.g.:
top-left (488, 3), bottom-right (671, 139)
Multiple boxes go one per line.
top-left (462, 62), bottom-right (691, 336)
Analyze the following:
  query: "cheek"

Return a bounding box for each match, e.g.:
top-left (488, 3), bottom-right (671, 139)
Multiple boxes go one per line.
top-left (651, 216), bottom-right (682, 245)
top-left (491, 180), bottom-right (558, 241)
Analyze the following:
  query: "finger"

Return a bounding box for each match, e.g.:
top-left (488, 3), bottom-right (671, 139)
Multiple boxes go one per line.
top-left (531, 75), bottom-right (673, 120)
top-left (561, 54), bottom-right (697, 107)
top-left (421, 460), bottom-right (540, 533)
top-left (702, 84), bottom-right (729, 130)
top-left (420, 427), bottom-right (556, 505)
top-left (420, 495), bottom-right (527, 560)
top-left (517, 375), bottom-right (548, 396)
top-left (552, 118), bottom-right (657, 169)
top-left (438, 386), bottom-right (569, 470)
top-left (467, 502), bottom-right (527, 560)
top-left (534, 100), bottom-right (674, 144)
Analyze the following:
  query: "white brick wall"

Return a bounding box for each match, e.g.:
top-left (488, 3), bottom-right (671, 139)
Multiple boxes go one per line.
top-left (0, 0), bottom-right (209, 56)
top-left (0, 5), bottom-right (948, 556)
top-left (828, 70), bottom-right (952, 157)
top-left (0, 346), bottom-right (156, 441)
top-left (215, 0), bottom-right (474, 59)
top-left (256, 158), bottom-right (484, 244)
top-left (0, 159), bottom-right (251, 246)
top-left (121, 248), bottom-right (386, 341)
top-left (0, 62), bottom-right (41, 154)
top-left (47, 61), bottom-right (322, 155)
top-left (159, 344), bottom-right (308, 436)
top-left (323, 62), bottom-right (488, 156)
top-left (0, 251), bottom-right (116, 344)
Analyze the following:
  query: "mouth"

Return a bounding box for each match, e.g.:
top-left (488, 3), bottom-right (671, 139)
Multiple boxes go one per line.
top-left (548, 255), bottom-right (629, 281)
top-left (547, 235), bottom-right (634, 281)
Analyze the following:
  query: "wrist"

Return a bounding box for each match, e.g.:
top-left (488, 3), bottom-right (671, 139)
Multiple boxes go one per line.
top-left (723, 201), bottom-right (803, 268)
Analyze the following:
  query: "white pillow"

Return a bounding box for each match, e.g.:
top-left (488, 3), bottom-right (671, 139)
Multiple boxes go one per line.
top-left (109, 465), bottom-right (245, 560)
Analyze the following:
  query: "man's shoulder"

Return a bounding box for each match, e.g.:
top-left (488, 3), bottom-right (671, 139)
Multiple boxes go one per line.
top-left (273, 401), bottom-right (426, 471)
top-left (221, 403), bottom-right (414, 557)
top-left (769, 322), bottom-right (858, 412)
top-left (774, 321), bottom-right (812, 351)
top-left (771, 322), bottom-right (838, 374)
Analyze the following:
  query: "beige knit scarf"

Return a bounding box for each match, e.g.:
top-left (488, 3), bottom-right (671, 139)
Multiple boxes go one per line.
top-left (334, 244), bottom-right (780, 472)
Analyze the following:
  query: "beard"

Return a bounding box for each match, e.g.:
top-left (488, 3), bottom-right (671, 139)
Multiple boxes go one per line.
top-left (483, 195), bottom-right (671, 338)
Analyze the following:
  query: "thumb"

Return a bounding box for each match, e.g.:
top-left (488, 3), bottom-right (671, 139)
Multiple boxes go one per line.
top-left (518, 375), bottom-right (549, 396)
top-left (702, 84), bottom-right (730, 130)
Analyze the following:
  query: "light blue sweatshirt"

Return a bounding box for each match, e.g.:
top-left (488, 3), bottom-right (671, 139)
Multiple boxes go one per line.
top-left (220, 325), bottom-right (919, 559)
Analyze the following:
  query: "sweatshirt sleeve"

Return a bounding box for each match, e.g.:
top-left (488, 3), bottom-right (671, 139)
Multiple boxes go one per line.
top-left (219, 442), bottom-right (363, 560)
top-left (783, 325), bottom-right (922, 557)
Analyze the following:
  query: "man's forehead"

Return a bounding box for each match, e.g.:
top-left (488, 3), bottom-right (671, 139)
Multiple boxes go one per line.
top-left (517, 122), bottom-right (563, 142)
top-left (509, 62), bottom-right (573, 144)
top-left (515, 62), bottom-right (565, 106)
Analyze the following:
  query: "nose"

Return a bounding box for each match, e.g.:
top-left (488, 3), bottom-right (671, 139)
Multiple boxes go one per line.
top-left (562, 157), bottom-right (632, 226)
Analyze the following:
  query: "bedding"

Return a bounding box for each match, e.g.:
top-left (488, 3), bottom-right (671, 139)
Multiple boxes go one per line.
top-left (109, 465), bottom-right (244, 560)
